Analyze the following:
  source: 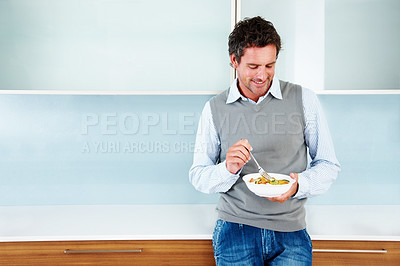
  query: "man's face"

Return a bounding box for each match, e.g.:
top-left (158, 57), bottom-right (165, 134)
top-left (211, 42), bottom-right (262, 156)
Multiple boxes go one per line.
top-left (230, 44), bottom-right (277, 102)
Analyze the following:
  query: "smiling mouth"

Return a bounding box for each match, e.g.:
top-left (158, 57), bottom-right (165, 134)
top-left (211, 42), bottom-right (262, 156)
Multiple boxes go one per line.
top-left (252, 79), bottom-right (266, 85)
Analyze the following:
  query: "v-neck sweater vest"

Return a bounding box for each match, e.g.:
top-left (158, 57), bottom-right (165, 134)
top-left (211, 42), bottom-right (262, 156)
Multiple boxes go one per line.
top-left (209, 80), bottom-right (308, 232)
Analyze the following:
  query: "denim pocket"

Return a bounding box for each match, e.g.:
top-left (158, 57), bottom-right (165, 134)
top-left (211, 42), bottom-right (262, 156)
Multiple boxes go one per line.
top-left (301, 229), bottom-right (313, 250)
top-left (212, 219), bottom-right (225, 257)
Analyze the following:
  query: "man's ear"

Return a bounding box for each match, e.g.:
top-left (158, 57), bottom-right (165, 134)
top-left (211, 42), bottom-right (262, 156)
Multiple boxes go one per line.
top-left (230, 54), bottom-right (238, 69)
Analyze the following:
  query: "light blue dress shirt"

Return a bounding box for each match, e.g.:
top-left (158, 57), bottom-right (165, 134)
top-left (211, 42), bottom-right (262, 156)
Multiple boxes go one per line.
top-left (189, 77), bottom-right (341, 199)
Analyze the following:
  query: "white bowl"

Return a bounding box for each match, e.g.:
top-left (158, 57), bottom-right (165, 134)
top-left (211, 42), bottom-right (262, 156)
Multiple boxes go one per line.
top-left (242, 173), bottom-right (295, 197)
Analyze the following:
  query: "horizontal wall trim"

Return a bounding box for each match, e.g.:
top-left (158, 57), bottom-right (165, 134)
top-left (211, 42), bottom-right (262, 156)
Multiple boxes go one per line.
top-left (0, 90), bottom-right (222, 95)
top-left (0, 89), bottom-right (399, 95)
top-left (314, 89), bottom-right (400, 95)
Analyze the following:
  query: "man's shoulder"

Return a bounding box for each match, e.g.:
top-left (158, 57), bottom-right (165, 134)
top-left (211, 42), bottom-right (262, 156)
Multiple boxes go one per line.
top-left (279, 80), bottom-right (316, 97)
top-left (278, 80), bottom-right (303, 100)
top-left (279, 79), bottom-right (302, 90)
top-left (210, 88), bottom-right (230, 104)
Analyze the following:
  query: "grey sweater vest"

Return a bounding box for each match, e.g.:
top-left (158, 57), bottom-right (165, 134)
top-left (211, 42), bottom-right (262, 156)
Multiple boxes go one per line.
top-left (209, 80), bottom-right (308, 232)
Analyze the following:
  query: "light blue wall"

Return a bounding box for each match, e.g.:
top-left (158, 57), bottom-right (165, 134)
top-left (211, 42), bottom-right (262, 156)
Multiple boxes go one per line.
top-left (242, 0), bottom-right (400, 91)
top-left (0, 0), bottom-right (231, 91)
top-left (0, 1), bottom-right (399, 207)
top-left (0, 94), bottom-right (399, 206)
top-left (325, 0), bottom-right (400, 90)
top-left (0, 94), bottom-right (218, 205)
top-left (308, 94), bottom-right (400, 205)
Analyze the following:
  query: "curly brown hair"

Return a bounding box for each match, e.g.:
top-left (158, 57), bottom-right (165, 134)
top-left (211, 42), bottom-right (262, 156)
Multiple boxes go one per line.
top-left (228, 16), bottom-right (282, 64)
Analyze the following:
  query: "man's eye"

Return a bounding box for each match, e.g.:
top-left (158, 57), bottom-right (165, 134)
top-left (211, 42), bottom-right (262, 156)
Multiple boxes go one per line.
top-left (249, 65), bottom-right (258, 69)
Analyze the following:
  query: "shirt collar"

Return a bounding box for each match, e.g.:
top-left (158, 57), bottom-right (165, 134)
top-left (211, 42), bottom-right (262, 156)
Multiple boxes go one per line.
top-left (226, 76), bottom-right (282, 104)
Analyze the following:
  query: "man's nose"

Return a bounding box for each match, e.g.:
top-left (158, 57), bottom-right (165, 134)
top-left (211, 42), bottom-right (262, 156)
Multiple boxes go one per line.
top-left (255, 67), bottom-right (268, 80)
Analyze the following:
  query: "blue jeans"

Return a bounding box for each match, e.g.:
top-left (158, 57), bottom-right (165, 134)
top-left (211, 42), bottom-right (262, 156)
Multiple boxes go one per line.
top-left (212, 220), bottom-right (312, 266)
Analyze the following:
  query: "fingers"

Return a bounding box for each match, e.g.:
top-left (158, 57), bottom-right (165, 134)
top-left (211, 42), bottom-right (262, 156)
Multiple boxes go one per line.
top-left (267, 193), bottom-right (288, 203)
top-left (238, 139), bottom-right (252, 153)
top-left (228, 139), bottom-right (252, 162)
top-left (290, 173), bottom-right (298, 181)
top-left (267, 191), bottom-right (291, 203)
top-left (267, 173), bottom-right (299, 203)
top-left (225, 139), bottom-right (252, 174)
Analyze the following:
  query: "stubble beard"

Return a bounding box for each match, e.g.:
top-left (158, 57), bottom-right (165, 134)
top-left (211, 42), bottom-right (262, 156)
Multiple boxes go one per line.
top-left (247, 78), bottom-right (272, 97)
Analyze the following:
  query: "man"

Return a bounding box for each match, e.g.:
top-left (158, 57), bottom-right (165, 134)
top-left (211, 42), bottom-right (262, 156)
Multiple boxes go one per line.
top-left (189, 16), bottom-right (340, 265)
